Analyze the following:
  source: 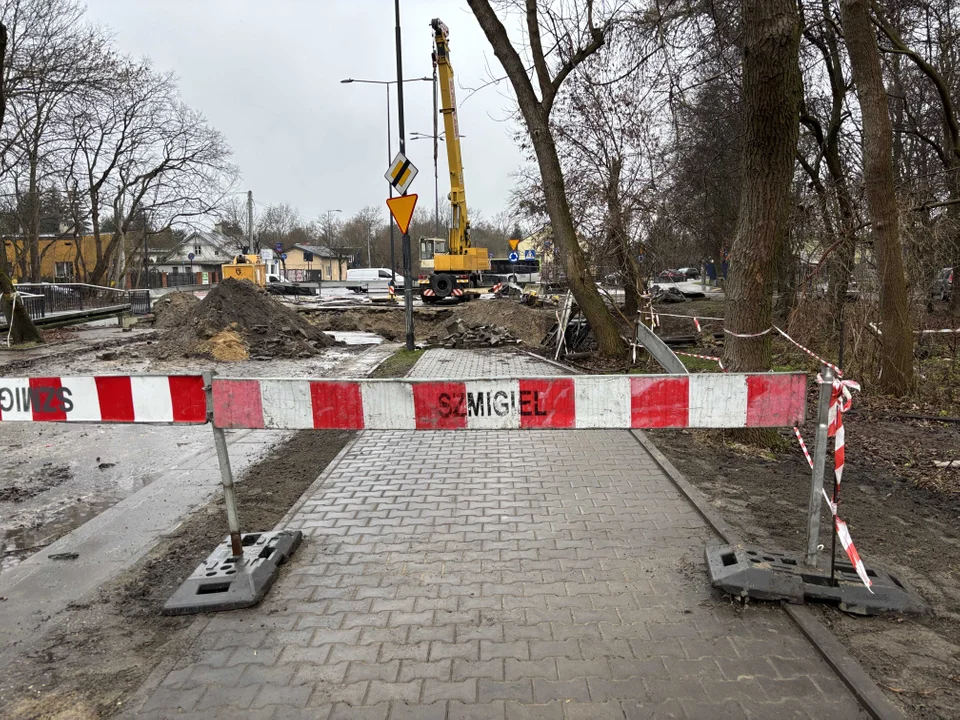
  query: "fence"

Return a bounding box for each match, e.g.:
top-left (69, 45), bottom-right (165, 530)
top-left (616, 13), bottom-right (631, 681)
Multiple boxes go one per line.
top-left (14, 282), bottom-right (152, 316)
top-left (17, 293), bottom-right (45, 322)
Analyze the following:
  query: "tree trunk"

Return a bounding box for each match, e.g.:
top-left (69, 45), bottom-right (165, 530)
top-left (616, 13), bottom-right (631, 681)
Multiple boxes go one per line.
top-left (825, 156), bottom-right (857, 325)
top-left (467, 0), bottom-right (626, 358)
top-left (0, 272), bottom-right (43, 345)
top-left (529, 110), bottom-right (625, 356)
top-left (841, 0), bottom-right (913, 393)
top-left (0, 22), bottom-right (7, 130)
top-left (723, 0), bottom-right (802, 372)
top-left (27, 157), bottom-right (41, 282)
top-left (774, 220), bottom-right (798, 322)
top-left (946, 163), bottom-right (960, 313)
top-left (606, 157), bottom-right (639, 319)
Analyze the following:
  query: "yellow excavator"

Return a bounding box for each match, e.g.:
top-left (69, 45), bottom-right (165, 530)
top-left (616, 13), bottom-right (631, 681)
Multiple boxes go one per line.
top-left (418, 18), bottom-right (490, 303)
top-left (221, 254), bottom-right (267, 287)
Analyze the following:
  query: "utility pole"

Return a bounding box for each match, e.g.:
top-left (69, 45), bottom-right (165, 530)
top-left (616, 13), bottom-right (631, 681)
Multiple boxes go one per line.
top-left (387, 85), bottom-right (396, 284)
top-left (247, 190), bottom-right (254, 253)
top-left (395, 0), bottom-right (414, 351)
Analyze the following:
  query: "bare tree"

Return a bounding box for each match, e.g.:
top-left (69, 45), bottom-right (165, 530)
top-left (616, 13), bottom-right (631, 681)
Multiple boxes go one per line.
top-left (100, 98), bottom-right (236, 287)
top-left (722, 0), bottom-right (802, 373)
top-left (841, 0), bottom-right (914, 393)
top-left (871, 1), bottom-right (960, 311)
top-left (256, 202), bottom-right (299, 252)
top-left (340, 206), bottom-right (384, 267)
top-left (467, 0), bottom-right (627, 357)
top-left (1, 0), bottom-right (112, 280)
top-left (798, 0), bottom-right (861, 326)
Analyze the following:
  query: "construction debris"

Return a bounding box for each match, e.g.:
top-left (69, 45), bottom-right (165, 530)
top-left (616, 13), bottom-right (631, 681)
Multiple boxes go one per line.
top-left (155, 278), bottom-right (334, 362)
top-left (429, 318), bottom-right (521, 348)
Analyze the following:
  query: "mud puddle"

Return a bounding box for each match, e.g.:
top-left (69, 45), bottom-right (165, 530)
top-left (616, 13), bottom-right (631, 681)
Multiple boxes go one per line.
top-left (0, 424), bottom-right (212, 575)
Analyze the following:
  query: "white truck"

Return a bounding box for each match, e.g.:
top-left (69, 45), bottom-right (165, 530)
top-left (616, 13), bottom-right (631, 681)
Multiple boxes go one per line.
top-left (345, 268), bottom-right (403, 293)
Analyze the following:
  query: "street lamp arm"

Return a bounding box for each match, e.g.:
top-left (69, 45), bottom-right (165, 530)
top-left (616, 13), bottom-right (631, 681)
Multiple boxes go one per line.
top-left (339, 77), bottom-right (432, 85)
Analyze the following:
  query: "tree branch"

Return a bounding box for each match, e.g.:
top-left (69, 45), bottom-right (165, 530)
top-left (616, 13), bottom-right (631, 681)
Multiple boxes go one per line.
top-left (526, 0), bottom-right (552, 102)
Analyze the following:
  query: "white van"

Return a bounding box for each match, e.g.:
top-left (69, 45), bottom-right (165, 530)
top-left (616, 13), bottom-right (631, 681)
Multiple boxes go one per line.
top-left (345, 268), bottom-right (403, 292)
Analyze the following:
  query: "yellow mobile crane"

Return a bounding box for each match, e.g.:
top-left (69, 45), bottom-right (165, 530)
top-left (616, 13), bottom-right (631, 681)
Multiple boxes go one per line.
top-left (418, 18), bottom-right (490, 303)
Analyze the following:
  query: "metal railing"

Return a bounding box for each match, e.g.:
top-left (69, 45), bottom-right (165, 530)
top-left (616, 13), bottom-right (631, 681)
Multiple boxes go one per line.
top-left (14, 282), bottom-right (152, 316)
top-left (129, 290), bottom-right (151, 315)
top-left (166, 273), bottom-right (199, 288)
top-left (18, 293), bottom-right (46, 321)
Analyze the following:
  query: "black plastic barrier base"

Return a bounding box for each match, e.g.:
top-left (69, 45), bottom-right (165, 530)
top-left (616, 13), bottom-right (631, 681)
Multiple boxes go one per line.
top-left (705, 545), bottom-right (930, 616)
top-left (163, 530), bottom-right (302, 616)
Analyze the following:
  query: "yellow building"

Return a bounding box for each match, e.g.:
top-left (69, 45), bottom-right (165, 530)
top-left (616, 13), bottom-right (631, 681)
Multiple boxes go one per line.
top-left (3, 233), bottom-right (117, 282)
top-left (283, 245), bottom-right (350, 282)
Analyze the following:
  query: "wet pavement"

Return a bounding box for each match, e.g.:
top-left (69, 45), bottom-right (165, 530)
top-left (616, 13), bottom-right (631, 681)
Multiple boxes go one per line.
top-left (0, 333), bottom-right (399, 665)
top-left (0, 328), bottom-right (397, 576)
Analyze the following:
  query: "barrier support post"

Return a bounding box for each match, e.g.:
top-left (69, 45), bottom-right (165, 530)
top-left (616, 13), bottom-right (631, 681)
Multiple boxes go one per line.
top-left (805, 364), bottom-right (834, 567)
top-left (203, 370), bottom-right (244, 560)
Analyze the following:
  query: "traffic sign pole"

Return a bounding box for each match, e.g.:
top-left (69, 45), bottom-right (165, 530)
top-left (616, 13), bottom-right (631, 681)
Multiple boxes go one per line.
top-left (394, 0), bottom-right (414, 352)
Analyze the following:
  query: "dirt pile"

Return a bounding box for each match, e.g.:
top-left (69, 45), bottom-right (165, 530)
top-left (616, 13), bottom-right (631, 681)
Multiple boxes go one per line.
top-left (155, 278), bottom-right (334, 361)
top-left (302, 300), bottom-right (553, 348)
top-left (309, 308), bottom-right (449, 342)
top-left (151, 291), bottom-right (200, 328)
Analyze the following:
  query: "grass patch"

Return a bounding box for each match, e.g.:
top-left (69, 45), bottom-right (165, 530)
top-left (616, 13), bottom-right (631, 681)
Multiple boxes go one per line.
top-left (678, 354), bottom-right (723, 372)
top-left (369, 348), bottom-right (424, 378)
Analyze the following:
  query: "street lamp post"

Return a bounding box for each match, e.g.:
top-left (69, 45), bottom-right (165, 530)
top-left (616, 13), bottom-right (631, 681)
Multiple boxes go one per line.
top-left (340, 75), bottom-right (431, 283)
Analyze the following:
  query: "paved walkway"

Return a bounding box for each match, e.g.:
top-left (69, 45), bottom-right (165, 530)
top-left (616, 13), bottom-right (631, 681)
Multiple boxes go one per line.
top-left (131, 349), bottom-right (864, 719)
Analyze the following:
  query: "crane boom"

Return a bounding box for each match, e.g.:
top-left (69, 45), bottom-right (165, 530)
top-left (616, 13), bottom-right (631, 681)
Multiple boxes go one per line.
top-left (431, 18), bottom-right (469, 253)
top-left (417, 18), bottom-right (489, 302)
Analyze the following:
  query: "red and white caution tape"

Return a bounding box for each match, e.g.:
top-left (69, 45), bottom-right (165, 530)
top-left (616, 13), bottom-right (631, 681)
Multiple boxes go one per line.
top-left (643, 312), bottom-right (724, 322)
top-left (794, 426), bottom-right (813, 469)
top-left (674, 351), bottom-right (725, 371)
top-left (774, 326), bottom-right (843, 376)
top-left (724, 327), bottom-right (773, 338)
top-left (817, 372), bottom-right (871, 591)
top-left (833, 516), bottom-right (871, 590)
top-left (5, 291), bottom-right (21, 347)
top-left (693, 317), bottom-right (702, 333)
top-left (871, 321), bottom-right (960, 334)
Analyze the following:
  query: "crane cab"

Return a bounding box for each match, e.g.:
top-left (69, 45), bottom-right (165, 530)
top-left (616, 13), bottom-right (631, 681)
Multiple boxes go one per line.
top-left (419, 237), bottom-right (447, 271)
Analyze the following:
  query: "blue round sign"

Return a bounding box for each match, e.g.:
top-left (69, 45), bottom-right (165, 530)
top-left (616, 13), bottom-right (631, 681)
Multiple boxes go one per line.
top-left (274, 242), bottom-right (283, 252)
top-left (281, 253), bottom-right (287, 260)
top-left (187, 252), bottom-right (195, 261)
top-left (508, 251), bottom-right (519, 263)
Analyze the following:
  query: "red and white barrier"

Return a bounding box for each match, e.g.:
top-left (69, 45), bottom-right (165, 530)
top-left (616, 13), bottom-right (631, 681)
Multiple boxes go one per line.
top-left (211, 373), bottom-right (807, 431)
top-left (0, 375), bottom-right (206, 423)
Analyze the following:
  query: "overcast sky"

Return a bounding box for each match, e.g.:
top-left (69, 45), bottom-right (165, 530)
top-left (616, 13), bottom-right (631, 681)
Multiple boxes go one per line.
top-left (82, 0), bottom-right (523, 227)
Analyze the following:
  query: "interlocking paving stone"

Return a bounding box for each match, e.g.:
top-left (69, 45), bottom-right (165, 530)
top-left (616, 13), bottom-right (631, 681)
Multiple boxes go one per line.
top-left (130, 349), bottom-right (867, 718)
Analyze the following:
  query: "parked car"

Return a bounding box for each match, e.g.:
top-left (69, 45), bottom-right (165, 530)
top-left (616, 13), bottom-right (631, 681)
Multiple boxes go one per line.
top-left (677, 266), bottom-right (700, 279)
top-left (932, 267), bottom-right (953, 301)
top-left (657, 269), bottom-right (686, 283)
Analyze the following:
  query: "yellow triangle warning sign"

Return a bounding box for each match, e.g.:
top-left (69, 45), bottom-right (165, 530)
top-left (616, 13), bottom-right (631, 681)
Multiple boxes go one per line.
top-left (508, 238), bottom-right (520, 251)
top-left (386, 194), bottom-right (418, 235)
